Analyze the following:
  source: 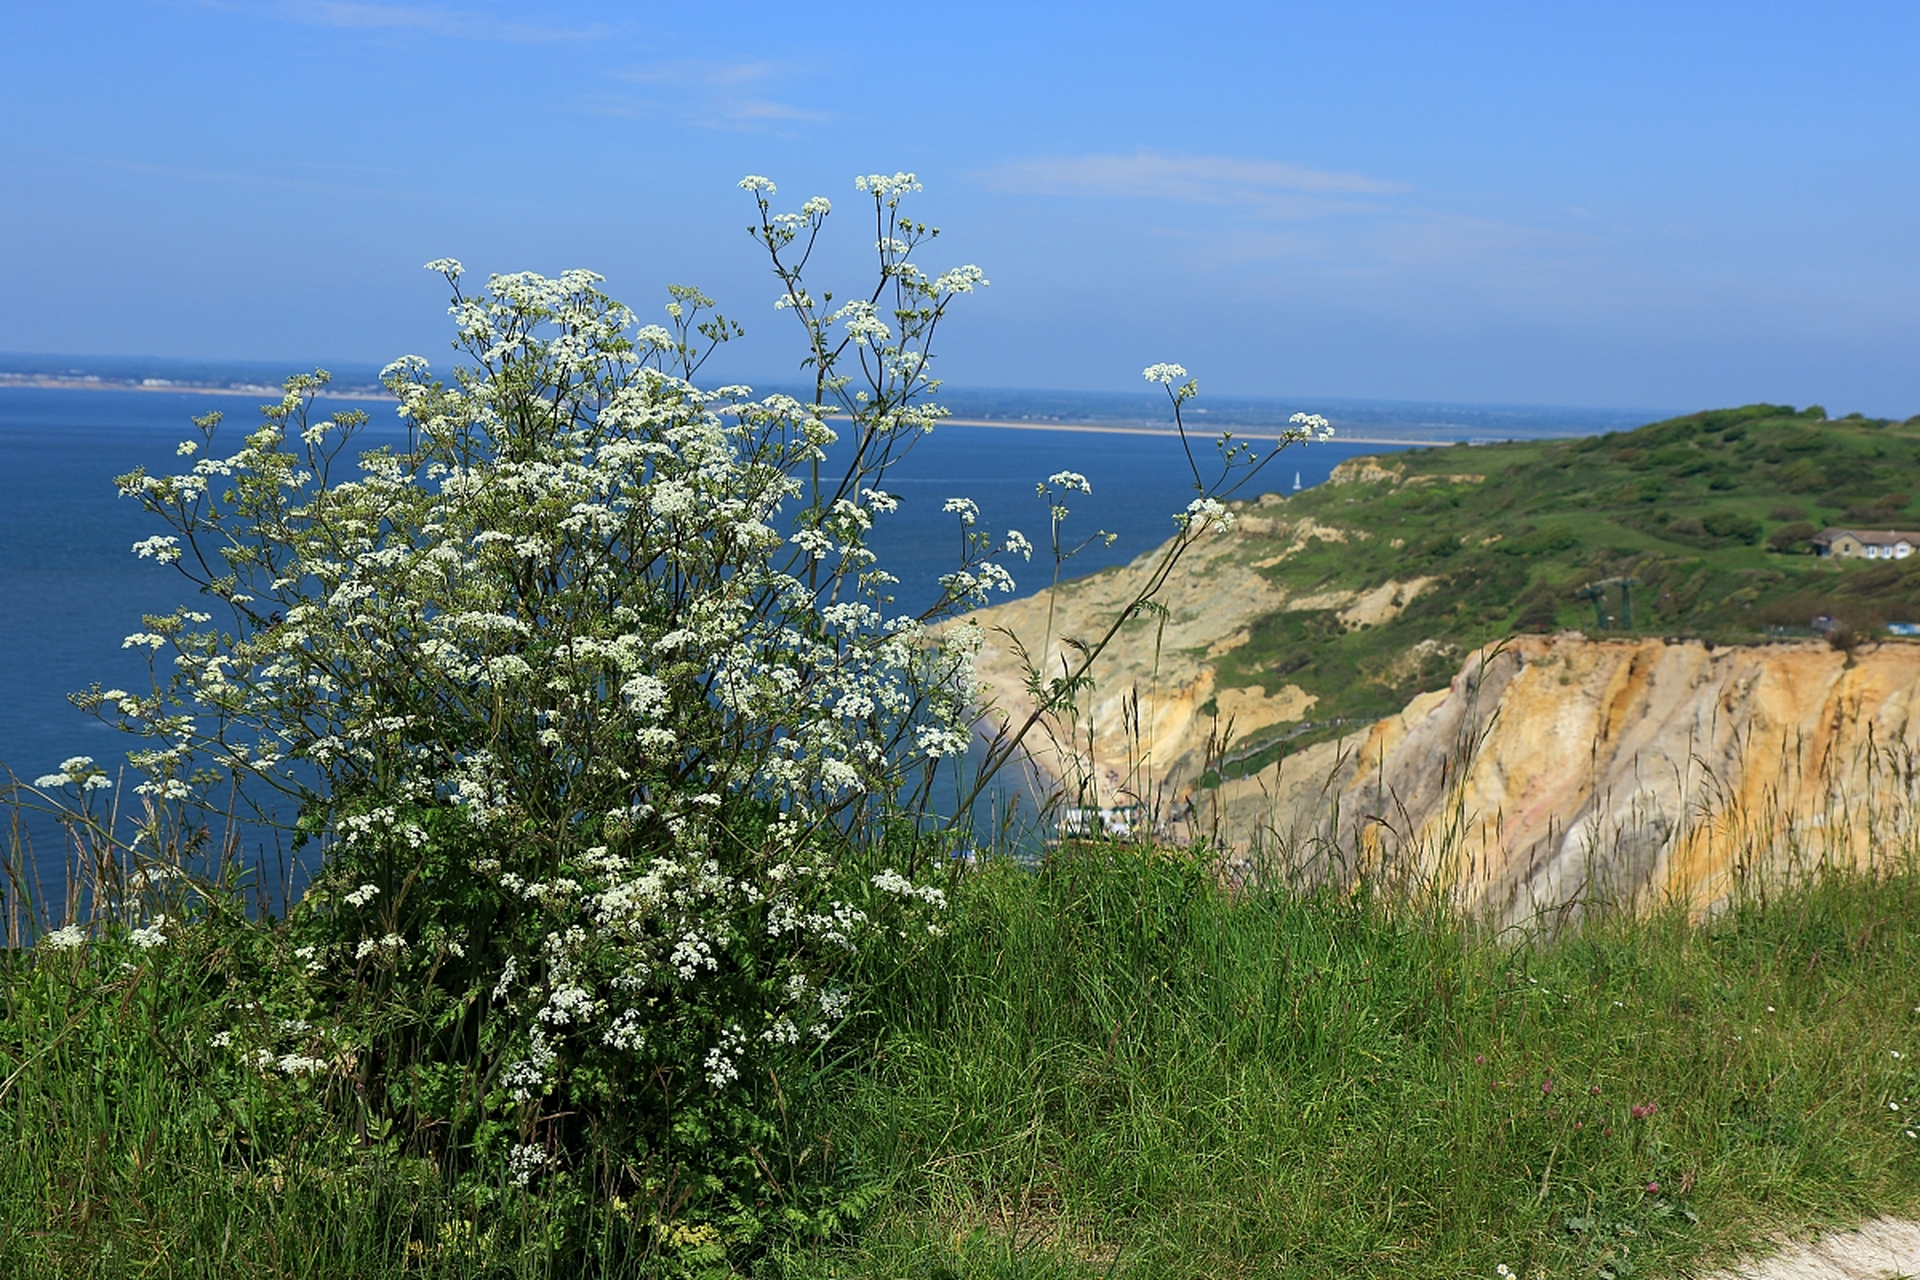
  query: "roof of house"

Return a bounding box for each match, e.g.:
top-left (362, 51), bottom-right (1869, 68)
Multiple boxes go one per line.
top-left (1812, 527), bottom-right (1920, 546)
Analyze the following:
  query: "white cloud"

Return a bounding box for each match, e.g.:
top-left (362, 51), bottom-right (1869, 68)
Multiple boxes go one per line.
top-left (621, 59), bottom-right (785, 89)
top-left (212, 1), bottom-right (611, 44)
top-left (983, 152), bottom-right (1407, 206)
top-left (602, 59), bottom-right (826, 131)
top-left (982, 151), bottom-right (1609, 280)
top-left (718, 100), bottom-right (823, 123)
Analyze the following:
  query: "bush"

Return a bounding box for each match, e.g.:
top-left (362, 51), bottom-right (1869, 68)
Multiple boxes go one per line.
top-left (34, 173), bottom-right (1010, 1238)
top-left (1407, 532), bottom-right (1462, 562)
top-left (13, 171), bottom-right (1301, 1264)
top-left (1700, 509), bottom-right (1762, 544)
top-left (1768, 520), bottom-right (1818, 553)
top-left (1512, 577), bottom-right (1561, 631)
top-left (1499, 525), bottom-right (1579, 557)
top-left (1780, 460), bottom-right (1828, 492)
top-left (1843, 493), bottom-right (1913, 524)
top-left (1666, 516), bottom-right (1706, 539)
top-left (1666, 511), bottom-right (1761, 548)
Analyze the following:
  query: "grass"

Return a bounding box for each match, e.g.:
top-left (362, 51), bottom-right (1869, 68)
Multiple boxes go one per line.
top-left (10, 845), bottom-right (1920, 1276)
top-left (817, 848), bottom-right (1920, 1278)
top-left (0, 910), bottom-right (663, 1278)
top-left (1170, 402), bottom-right (1920, 731)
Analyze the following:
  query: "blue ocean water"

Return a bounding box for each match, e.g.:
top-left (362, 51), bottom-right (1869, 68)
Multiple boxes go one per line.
top-left (0, 386), bottom-right (1409, 884)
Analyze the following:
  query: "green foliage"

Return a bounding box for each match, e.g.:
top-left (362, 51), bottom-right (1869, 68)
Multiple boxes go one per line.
top-left (3, 166), bottom-right (1311, 1275)
top-left (1768, 521), bottom-right (1818, 554)
top-left (1203, 403), bottom-right (1920, 736)
top-left (11, 173), bottom-right (1010, 1265)
top-left (1497, 524), bottom-right (1581, 556)
top-left (817, 848), bottom-right (1920, 1278)
top-left (6, 173), bottom-right (1920, 1276)
top-left (14, 851), bottom-right (1920, 1276)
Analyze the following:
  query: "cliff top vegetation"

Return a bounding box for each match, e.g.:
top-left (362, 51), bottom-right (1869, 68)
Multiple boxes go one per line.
top-left (1172, 403), bottom-right (1920, 740)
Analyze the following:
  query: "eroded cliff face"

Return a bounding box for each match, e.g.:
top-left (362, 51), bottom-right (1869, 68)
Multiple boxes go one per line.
top-left (1206, 636), bottom-right (1920, 922)
top-left (963, 496), bottom-right (1435, 809)
top-left (967, 543), bottom-right (1920, 920)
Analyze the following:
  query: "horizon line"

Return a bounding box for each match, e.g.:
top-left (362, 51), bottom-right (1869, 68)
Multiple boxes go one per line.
top-left (0, 355), bottom-right (1674, 421)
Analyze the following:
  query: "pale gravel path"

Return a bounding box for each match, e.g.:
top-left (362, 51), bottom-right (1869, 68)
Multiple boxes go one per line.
top-left (1703, 1219), bottom-right (1920, 1279)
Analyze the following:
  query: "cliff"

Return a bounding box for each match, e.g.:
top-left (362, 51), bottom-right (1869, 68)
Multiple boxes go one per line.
top-left (964, 495), bottom-right (1438, 809)
top-left (966, 535), bottom-right (1920, 920)
top-left (964, 497), bottom-right (1440, 811)
top-left (1216, 634), bottom-right (1920, 923)
top-left (969, 404), bottom-right (1920, 761)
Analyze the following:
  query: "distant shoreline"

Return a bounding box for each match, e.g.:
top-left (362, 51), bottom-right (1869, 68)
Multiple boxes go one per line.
top-left (0, 374), bottom-right (389, 401)
top-left (0, 379), bottom-right (1483, 447)
top-left (942, 417), bottom-right (1465, 448)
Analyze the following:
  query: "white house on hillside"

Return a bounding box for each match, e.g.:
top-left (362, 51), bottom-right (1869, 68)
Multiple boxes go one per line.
top-left (1812, 528), bottom-right (1920, 560)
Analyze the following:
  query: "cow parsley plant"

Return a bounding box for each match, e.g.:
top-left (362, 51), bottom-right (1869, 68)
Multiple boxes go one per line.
top-left (76, 173), bottom-right (1014, 1210)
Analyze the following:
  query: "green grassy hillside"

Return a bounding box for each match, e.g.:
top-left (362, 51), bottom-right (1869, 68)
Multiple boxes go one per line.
top-left (1211, 403), bottom-right (1920, 737)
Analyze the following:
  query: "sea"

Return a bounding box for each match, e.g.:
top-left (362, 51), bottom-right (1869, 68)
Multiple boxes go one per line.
top-left (0, 381), bottom-right (1641, 893)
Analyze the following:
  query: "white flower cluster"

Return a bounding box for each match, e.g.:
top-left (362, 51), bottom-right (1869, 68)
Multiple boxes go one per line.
top-left (204, 1006), bottom-right (348, 1081)
top-left (872, 867), bottom-right (947, 909)
top-left (1180, 497), bottom-right (1236, 533)
top-left (34, 756), bottom-right (112, 792)
top-left (1047, 470), bottom-right (1091, 494)
top-left (84, 173), bottom-right (985, 1184)
top-left (1142, 361), bottom-right (1199, 406)
top-left (127, 914), bottom-right (170, 950)
top-left (854, 171), bottom-right (921, 199)
top-left (132, 535), bottom-right (182, 564)
top-left (1288, 411), bottom-right (1335, 441)
top-left (506, 1143), bottom-right (551, 1188)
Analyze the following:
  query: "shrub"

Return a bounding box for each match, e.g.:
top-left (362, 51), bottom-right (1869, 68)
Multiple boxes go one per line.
top-left (1843, 493), bottom-right (1913, 523)
top-left (35, 173), bottom-right (1012, 1237)
top-left (1768, 521), bottom-right (1818, 553)
top-left (16, 171), bottom-right (1315, 1260)
top-left (1700, 509), bottom-right (1762, 544)
top-left (1512, 577), bottom-right (1561, 631)
top-left (1780, 459), bottom-right (1828, 492)
top-left (1408, 532), bottom-right (1462, 562)
top-left (1499, 525), bottom-right (1579, 557)
top-left (1667, 516), bottom-right (1707, 539)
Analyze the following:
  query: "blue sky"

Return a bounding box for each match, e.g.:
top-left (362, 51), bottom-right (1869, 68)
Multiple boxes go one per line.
top-left (1, 1), bottom-right (1915, 414)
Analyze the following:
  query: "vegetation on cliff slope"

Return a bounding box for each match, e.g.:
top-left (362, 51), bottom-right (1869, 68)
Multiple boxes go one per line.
top-left (1199, 403), bottom-right (1920, 735)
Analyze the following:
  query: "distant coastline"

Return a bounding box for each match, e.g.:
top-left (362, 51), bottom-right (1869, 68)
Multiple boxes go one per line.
top-left (942, 418), bottom-right (1466, 447)
top-left (0, 373), bottom-right (389, 401)
top-left (0, 379), bottom-right (1508, 447)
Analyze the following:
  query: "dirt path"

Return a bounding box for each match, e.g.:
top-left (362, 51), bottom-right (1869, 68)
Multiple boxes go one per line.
top-left (1706, 1219), bottom-right (1920, 1279)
